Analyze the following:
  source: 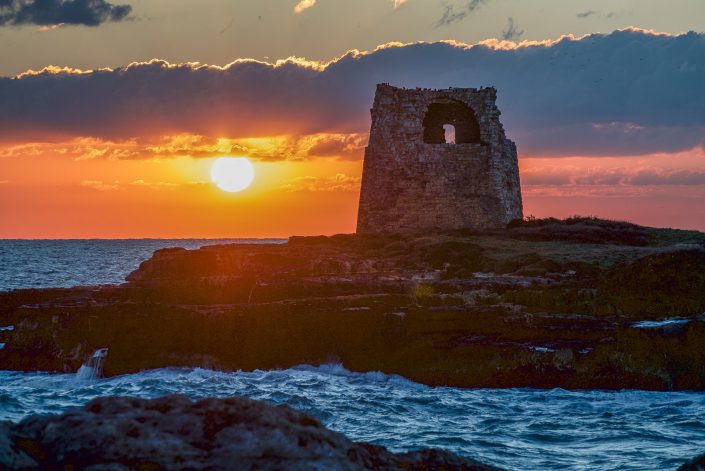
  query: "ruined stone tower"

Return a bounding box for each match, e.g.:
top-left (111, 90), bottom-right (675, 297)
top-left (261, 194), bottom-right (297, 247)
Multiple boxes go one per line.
top-left (356, 84), bottom-right (522, 234)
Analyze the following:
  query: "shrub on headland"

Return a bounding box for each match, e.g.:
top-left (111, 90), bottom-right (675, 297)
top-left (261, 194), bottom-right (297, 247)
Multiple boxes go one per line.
top-left (506, 215), bottom-right (651, 246)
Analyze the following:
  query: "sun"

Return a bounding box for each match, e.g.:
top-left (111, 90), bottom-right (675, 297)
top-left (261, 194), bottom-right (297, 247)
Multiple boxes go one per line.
top-left (210, 157), bottom-right (255, 192)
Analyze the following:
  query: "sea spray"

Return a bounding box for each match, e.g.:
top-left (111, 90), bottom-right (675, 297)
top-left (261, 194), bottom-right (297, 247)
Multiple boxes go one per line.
top-left (76, 348), bottom-right (109, 380)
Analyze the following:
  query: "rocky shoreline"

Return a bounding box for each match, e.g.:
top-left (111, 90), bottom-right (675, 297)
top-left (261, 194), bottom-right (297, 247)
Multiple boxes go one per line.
top-left (1, 217), bottom-right (705, 390)
top-left (0, 394), bottom-right (498, 470)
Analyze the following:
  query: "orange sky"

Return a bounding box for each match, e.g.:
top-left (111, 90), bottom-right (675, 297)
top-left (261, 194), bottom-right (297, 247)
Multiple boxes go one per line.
top-left (0, 137), bottom-right (363, 238)
top-left (2, 134), bottom-right (704, 238)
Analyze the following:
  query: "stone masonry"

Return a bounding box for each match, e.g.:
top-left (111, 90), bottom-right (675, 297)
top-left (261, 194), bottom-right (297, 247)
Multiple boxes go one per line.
top-left (356, 84), bottom-right (523, 234)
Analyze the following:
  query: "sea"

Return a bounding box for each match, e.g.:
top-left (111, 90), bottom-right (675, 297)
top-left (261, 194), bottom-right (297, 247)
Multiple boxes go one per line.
top-left (1, 239), bottom-right (704, 470)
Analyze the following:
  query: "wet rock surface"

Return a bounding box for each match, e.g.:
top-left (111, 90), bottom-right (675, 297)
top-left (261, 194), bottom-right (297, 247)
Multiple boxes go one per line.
top-left (678, 452), bottom-right (705, 471)
top-left (0, 395), bottom-right (498, 470)
top-left (1, 218), bottom-right (705, 390)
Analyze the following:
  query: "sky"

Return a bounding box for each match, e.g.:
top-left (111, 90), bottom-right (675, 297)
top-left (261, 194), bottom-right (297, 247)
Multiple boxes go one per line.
top-left (1, 0), bottom-right (704, 237)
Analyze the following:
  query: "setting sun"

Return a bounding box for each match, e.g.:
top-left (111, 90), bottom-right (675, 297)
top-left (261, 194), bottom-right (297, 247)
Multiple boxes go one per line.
top-left (210, 157), bottom-right (255, 192)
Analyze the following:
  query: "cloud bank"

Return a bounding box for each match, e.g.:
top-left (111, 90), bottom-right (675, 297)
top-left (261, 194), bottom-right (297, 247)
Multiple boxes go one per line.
top-left (0, 0), bottom-right (131, 26)
top-left (1, 28), bottom-right (704, 157)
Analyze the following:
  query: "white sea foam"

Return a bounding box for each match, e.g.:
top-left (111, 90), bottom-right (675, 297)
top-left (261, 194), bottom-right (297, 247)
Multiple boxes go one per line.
top-left (529, 346), bottom-right (556, 353)
top-left (75, 348), bottom-right (109, 381)
top-left (632, 318), bottom-right (690, 329)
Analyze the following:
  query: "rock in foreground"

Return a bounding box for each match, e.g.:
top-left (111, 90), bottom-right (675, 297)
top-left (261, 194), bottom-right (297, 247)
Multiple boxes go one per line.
top-left (0, 395), bottom-right (498, 470)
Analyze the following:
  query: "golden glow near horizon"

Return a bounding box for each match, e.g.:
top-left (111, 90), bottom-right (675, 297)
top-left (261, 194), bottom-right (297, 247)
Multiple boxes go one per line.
top-left (210, 157), bottom-right (255, 193)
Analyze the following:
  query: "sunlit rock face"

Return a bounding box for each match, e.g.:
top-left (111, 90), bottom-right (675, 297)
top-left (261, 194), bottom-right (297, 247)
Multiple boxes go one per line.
top-left (0, 395), bottom-right (498, 470)
top-left (357, 84), bottom-right (523, 234)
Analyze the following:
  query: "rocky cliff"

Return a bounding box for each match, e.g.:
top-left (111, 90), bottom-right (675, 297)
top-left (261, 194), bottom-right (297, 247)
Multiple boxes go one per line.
top-left (1, 217), bottom-right (705, 390)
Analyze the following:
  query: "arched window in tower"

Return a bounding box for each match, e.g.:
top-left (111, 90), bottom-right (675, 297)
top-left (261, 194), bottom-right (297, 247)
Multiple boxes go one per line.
top-left (423, 99), bottom-right (481, 144)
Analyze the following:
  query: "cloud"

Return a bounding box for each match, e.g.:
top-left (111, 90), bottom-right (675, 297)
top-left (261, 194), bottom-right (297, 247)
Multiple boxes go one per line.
top-left (37, 21), bottom-right (64, 31)
top-left (576, 10), bottom-right (619, 20)
top-left (142, 133), bottom-right (366, 161)
top-left (522, 166), bottom-right (705, 187)
top-left (305, 133), bottom-right (367, 159)
top-left (0, 133), bottom-right (367, 161)
top-left (628, 169), bottom-right (705, 186)
top-left (0, 0), bottom-right (131, 27)
top-left (280, 173), bottom-right (361, 193)
top-left (1, 28), bottom-right (705, 158)
top-left (501, 17), bottom-right (523, 41)
top-left (128, 179), bottom-right (181, 189)
top-left (295, 0), bottom-right (405, 13)
top-left (436, 0), bottom-right (487, 27)
top-left (0, 137), bottom-right (140, 160)
top-left (294, 0), bottom-right (316, 14)
top-left (80, 180), bottom-right (120, 191)
top-left (80, 179), bottom-right (206, 191)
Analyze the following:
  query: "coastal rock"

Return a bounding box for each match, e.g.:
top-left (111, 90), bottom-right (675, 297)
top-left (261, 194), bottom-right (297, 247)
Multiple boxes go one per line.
top-left (0, 395), bottom-right (498, 471)
top-left (1, 218), bottom-right (705, 390)
top-left (678, 452), bottom-right (705, 470)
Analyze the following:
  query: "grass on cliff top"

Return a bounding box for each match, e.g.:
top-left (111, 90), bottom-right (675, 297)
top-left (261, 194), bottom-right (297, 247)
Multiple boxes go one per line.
top-left (291, 216), bottom-right (705, 249)
top-left (289, 216), bottom-right (705, 270)
top-left (506, 215), bottom-right (651, 246)
top-left (506, 215), bottom-right (705, 247)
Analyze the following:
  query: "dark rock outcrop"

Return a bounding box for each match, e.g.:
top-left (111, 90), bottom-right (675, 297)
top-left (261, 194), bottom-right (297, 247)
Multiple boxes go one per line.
top-left (1, 219), bottom-right (705, 390)
top-left (0, 395), bottom-right (498, 470)
top-left (678, 452), bottom-right (705, 470)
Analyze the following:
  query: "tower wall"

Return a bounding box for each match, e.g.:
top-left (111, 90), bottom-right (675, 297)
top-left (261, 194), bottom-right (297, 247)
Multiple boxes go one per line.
top-left (356, 84), bottom-right (523, 234)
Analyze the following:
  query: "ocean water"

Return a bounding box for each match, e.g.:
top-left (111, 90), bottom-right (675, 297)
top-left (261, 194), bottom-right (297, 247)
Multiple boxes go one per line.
top-left (0, 240), bottom-right (704, 470)
top-left (0, 239), bottom-right (284, 291)
top-left (0, 365), bottom-right (704, 470)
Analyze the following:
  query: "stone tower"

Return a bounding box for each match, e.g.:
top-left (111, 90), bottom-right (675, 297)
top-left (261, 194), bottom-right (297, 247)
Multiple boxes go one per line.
top-left (356, 84), bottom-right (522, 234)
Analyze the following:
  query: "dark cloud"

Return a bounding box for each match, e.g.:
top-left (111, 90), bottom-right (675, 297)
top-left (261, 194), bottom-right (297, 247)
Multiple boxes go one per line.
top-left (436, 0), bottom-right (487, 27)
top-left (1, 28), bottom-right (705, 158)
top-left (577, 10), bottom-right (619, 20)
top-left (501, 17), bottom-right (523, 40)
top-left (0, 0), bottom-right (131, 27)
